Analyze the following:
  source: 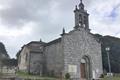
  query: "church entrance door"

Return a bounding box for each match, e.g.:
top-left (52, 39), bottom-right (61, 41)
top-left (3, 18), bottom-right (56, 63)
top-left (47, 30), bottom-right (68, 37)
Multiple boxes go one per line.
top-left (80, 63), bottom-right (86, 79)
top-left (80, 56), bottom-right (91, 80)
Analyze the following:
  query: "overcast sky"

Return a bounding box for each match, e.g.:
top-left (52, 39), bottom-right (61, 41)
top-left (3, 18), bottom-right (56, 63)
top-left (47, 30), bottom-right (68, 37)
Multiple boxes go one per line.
top-left (0, 0), bottom-right (120, 58)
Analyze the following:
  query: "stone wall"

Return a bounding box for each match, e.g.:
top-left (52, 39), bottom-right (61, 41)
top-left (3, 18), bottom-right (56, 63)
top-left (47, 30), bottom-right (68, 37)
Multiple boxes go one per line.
top-left (63, 29), bottom-right (103, 79)
top-left (45, 39), bottom-right (64, 77)
top-left (29, 52), bottom-right (43, 75)
top-left (18, 42), bottom-right (45, 74)
top-left (18, 46), bottom-right (29, 72)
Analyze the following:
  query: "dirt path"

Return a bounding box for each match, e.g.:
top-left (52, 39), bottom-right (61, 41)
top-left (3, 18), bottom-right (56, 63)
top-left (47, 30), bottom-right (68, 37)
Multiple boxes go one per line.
top-left (0, 73), bottom-right (16, 80)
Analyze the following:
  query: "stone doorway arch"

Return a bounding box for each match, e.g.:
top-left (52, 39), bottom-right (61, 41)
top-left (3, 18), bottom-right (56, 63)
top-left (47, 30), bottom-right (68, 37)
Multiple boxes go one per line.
top-left (80, 55), bottom-right (92, 80)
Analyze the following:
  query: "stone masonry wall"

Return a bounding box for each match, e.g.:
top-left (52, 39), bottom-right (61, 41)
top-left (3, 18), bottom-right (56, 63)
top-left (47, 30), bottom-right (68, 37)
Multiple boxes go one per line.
top-left (63, 29), bottom-right (103, 80)
top-left (45, 40), bottom-right (64, 77)
top-left (18, 46), bottom-right (29, 72)
top-left (29, 52), bottom-right (43, 75)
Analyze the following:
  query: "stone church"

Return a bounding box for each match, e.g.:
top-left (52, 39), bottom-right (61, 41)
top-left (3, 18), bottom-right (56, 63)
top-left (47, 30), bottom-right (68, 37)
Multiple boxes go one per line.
top-left (18, 1), bottom-right (103, 80)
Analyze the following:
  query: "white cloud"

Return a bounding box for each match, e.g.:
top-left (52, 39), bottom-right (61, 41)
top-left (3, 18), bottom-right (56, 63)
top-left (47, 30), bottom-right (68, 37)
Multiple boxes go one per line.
top-left (88, 0), bottom-right (120, 37)
top-left (0, 22), bottom-right (36, 37)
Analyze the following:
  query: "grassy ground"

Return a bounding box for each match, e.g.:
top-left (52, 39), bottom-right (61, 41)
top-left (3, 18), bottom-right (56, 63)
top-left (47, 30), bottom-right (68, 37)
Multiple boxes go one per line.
top-left (101, 77), bottom-right (120, 80)
top-left (10, 72), bottom-right (120, 80)
top-left (0, 72), bottom-right (3, 77)
top-left (16, 71), bottom-right (60, 80)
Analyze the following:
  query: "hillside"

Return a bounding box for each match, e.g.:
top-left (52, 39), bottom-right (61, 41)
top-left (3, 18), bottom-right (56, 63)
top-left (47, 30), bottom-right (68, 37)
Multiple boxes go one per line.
top-left (0, 42), bottom-right (9, 62)
top-left (94, 34), bottom-right (120, 73)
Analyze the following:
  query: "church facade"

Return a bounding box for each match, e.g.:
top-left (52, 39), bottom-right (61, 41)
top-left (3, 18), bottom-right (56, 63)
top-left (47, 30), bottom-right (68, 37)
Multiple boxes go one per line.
top-left (18, 1), bottom-right (103, 80)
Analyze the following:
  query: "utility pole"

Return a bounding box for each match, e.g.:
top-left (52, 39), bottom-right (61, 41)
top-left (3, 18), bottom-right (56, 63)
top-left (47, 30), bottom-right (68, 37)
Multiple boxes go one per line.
top-left (105, 47), bottom-right (112, 79)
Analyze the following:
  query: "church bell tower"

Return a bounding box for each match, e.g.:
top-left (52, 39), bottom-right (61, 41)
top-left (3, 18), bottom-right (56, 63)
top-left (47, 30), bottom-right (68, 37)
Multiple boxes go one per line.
top-left (74, 0), bottom-right (89, 30)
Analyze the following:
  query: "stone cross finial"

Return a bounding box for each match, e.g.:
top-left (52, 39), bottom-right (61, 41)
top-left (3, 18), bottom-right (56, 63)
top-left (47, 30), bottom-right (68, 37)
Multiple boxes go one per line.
top-left (80, 0), bottom-right (82, 3)
top-left (61, 28), bottom-right (66, 36)
top-left (62, 28), bottom-right (65, 34)
top-left (40, 39), bottom-right (42, 42)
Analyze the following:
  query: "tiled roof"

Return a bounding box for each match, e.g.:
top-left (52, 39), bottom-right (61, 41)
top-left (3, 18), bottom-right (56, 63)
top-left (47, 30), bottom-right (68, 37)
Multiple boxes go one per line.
top-left (46, 38), bottom-right (61, 46)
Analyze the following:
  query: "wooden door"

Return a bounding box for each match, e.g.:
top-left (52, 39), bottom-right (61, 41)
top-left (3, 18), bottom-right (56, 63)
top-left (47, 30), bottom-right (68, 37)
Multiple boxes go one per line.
top-left (80, 63), bottom-right (86, 79)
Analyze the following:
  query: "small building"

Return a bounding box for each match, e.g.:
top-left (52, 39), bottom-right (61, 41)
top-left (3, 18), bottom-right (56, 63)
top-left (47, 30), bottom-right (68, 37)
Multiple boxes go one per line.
top-left (17, 1), bottom-right (103, 80)
top-left (18, 41), bottom-right (45, 75)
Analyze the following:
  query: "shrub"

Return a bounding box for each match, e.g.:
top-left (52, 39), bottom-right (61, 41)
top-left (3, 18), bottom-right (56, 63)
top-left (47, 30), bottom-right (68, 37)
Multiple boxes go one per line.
top-left (99, 74), bottom-right (104, 78)
top-left (65, 73), bottom-right (70, 80)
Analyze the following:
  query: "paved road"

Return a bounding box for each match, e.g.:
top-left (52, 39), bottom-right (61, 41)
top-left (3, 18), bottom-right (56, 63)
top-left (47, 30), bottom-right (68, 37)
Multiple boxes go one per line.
top-left (15, 78), bottom-right (24, 80)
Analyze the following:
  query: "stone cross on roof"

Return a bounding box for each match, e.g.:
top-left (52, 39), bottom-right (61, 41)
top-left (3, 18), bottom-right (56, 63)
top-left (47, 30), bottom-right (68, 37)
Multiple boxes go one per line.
top-left (80, 0), bottom-right (82, 3)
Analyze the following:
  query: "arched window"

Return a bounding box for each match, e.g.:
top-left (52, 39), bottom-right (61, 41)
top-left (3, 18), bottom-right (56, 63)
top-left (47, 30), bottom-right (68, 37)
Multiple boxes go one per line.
top-left (79, 14), bottom-right (82, 22)
top-left (84, 16), bottom-right (87, 28)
